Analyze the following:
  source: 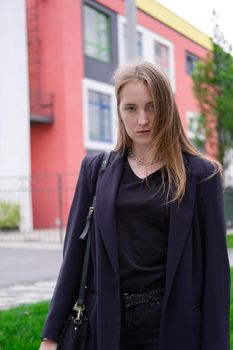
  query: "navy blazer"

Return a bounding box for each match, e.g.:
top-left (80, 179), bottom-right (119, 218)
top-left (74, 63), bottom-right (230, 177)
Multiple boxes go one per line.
top-left (42, 149), bottom-right (231, 350)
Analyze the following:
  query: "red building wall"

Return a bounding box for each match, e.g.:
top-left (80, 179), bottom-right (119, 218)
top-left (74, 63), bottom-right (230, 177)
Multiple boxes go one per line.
top-left (28, 0), bottom-right (85, 176)
top-left (27, 0), bottom-right (85, 228)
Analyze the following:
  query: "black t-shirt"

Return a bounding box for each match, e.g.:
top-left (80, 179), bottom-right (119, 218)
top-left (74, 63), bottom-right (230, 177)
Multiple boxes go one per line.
top-left (116, 159), bottom-right (169, 293)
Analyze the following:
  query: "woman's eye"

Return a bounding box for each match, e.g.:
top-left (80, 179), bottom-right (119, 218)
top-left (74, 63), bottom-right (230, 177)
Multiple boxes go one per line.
top-left (147, 104), bottom-right (155, 111)
top-left (125, 106), bottom-right (136, 112)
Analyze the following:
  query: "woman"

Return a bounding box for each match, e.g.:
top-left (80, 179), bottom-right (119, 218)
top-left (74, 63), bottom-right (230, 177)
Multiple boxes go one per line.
top-left (39, 61), bottom-right (230, 350)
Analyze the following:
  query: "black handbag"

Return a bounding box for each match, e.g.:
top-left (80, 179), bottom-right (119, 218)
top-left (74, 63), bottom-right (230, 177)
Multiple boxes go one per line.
top-left (57, 152), bottom-right (111, 350)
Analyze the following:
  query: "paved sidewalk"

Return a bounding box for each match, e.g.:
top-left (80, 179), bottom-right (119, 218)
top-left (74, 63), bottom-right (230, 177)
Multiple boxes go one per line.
top-left (0, 247), bottom-right (62, 288)
top-left (0, 280), bottom-right (56, 310)
top-left (0, 245), bottom-right (62, 310)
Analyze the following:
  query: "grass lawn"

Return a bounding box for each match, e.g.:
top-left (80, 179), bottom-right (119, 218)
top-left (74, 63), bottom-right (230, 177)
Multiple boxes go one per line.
top-left (0, 301), bottom-right (49, 350)
top-left (0, 269), bottom-right (233, 350)
top-left (227, 233), bottom-right (233, 249)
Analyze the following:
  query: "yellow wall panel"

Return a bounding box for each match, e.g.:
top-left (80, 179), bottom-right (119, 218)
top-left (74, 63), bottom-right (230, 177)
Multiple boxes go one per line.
top-left (136, 0), bottom-right (212, 50)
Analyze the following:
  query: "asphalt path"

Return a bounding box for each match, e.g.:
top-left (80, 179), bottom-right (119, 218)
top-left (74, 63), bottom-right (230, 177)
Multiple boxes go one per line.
top-left (0, 247), bottom-right (62, 288)
top-left (0, 246), bottom-right (62, 309)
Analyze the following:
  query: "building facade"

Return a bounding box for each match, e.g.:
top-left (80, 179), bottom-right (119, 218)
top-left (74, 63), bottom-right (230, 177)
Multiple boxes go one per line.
top-left (2, 0), bottom-right (231, 231)
top-left (27, 0), bottom-right (214, 176)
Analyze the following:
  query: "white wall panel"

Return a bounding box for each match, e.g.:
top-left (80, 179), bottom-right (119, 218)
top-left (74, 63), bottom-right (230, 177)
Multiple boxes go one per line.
top-left (0, 1), bottom-right (32, 230)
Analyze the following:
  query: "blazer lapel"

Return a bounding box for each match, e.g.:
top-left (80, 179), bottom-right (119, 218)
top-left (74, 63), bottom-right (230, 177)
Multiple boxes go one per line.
top-left (163, 157), bottom-right (197, 309)
top-left (95, 150), bottom-right (127, 282)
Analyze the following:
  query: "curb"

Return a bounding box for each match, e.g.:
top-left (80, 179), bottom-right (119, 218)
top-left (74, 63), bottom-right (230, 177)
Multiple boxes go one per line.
top-left (0, 242), bottom-right (62, 250)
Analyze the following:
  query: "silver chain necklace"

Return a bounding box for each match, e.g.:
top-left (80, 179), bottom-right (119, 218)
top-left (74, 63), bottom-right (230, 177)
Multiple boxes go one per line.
top-left (128, 149), bottom-right (160, 166)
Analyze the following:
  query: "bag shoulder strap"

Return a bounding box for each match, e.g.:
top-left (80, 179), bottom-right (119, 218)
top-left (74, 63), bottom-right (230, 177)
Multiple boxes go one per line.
top-left (77, 151), bottom-right (111, 306)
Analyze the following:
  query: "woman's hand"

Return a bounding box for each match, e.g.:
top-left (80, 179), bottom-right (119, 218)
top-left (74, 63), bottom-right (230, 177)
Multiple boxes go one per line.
top-left (39, 339), bottom-right (58, 350)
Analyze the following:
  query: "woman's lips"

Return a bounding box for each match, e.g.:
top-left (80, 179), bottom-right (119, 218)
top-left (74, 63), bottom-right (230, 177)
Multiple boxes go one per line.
top-left (136, 130), bottom-right (150, 134)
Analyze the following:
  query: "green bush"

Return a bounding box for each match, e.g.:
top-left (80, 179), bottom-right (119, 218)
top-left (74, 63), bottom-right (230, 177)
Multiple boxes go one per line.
top-left (0, 202), bottom-right (20, 230)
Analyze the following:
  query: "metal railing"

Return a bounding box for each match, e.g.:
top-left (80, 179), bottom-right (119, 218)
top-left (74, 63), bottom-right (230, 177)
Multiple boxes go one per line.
top-left (0, 174), bottom-right (77, 245)
top-left (0, 175), bottom-right (232, 246)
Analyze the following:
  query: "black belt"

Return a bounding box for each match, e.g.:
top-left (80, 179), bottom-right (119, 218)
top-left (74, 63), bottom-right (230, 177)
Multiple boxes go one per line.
top-left (121, 287), bottom-right (165, 308)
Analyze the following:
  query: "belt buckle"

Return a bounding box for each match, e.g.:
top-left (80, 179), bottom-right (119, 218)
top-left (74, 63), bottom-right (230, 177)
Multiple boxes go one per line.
top-left (122, 292), bottom-right (129, 308)
top-left (122, 292), bottom-right (135, 308)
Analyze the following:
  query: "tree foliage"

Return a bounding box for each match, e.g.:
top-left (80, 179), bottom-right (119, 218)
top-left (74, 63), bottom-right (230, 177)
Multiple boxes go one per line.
top-left (192, 12), bottom-right (233, 169)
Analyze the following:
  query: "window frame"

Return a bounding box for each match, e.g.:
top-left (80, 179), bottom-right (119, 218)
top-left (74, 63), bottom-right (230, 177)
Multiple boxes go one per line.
top-left (83, 78), bottom-right (117, 151)
top-left (186, 51), bottom-right (199, 75)
top-left (154, 40), bottom-right (170, 75)
top-left (84, 4), bottom-right (111, 63)
top-left (186, 110), bottom-right (205, 152)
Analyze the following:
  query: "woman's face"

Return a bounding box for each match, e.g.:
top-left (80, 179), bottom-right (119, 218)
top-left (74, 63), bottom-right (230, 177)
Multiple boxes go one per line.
top-left (118, 80), bottom-right (156, 150)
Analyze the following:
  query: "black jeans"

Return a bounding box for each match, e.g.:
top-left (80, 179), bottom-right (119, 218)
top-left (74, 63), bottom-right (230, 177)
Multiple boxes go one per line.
top-left (120, 299), bottom-right (163, 350)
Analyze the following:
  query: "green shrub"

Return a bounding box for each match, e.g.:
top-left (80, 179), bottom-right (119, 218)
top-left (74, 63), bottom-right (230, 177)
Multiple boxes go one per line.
top-left (0, 202), bottom-right (20, 230)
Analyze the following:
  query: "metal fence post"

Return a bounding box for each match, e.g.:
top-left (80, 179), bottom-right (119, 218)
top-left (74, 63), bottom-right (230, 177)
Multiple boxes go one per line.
top-left (125, 0), bottom-right (137, 61)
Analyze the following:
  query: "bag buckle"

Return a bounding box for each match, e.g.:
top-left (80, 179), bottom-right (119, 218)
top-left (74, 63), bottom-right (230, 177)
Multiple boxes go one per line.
top-left (74, 303), bottom-right (85, 321)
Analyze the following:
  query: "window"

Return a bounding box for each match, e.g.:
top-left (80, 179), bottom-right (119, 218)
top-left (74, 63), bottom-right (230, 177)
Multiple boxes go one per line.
top-left (151, 35), bottom-right (175, 89)
top-left (123, 24), bottom-right (143, 59)
top-left (84, 5), bottom-right (110, 63)
top-left (83, 79), bottom-right (116, 150)
top-left (187, 111), bottom-right (204, 152)
top-left (186, 52), bottom-right (199, 75)
top-left (88, 90), bottom-right (112, 142)
top-left (154, 41), bottom-right (169, 76)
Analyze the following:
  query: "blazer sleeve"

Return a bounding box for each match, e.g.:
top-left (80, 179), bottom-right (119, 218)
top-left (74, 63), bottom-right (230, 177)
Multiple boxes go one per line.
top-left (197, 170), bottom-right (231, 350)
top-left (41, 156), bottom-right (92, 342)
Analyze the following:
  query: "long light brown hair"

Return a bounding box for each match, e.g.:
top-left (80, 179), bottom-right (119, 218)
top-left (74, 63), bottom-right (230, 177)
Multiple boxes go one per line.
top-left (112, 61), bottom-right (221, 203)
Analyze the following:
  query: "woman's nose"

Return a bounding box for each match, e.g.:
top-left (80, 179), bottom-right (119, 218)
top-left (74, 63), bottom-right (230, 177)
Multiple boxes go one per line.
top-left (138, 111), bottom-right (149, 125)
